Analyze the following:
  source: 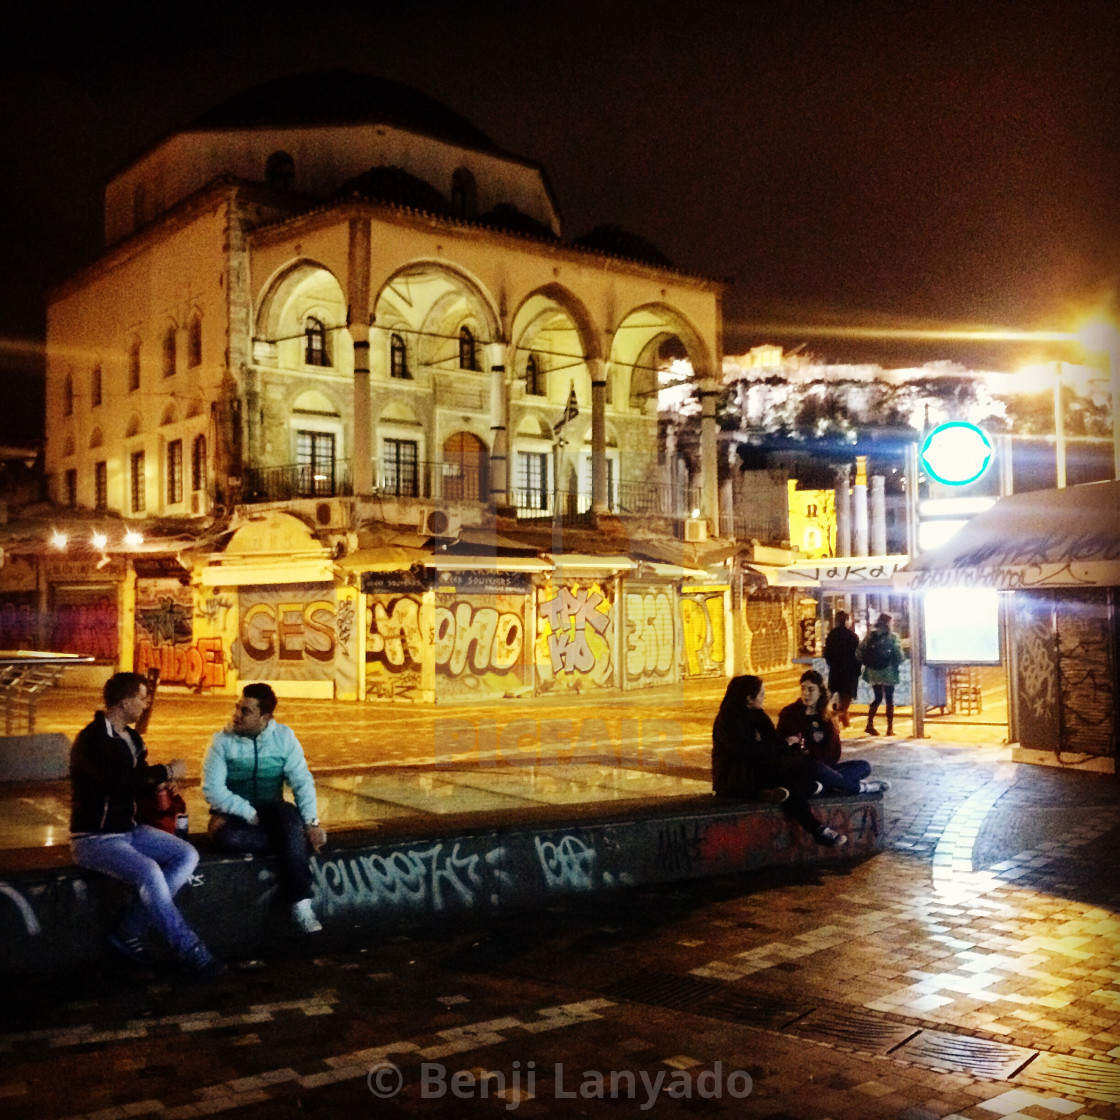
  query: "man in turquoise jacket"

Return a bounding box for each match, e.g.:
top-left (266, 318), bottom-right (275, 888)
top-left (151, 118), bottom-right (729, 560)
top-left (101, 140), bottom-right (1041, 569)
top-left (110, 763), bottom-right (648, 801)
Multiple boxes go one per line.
top-left (202, 683), bottom-right (327, 933)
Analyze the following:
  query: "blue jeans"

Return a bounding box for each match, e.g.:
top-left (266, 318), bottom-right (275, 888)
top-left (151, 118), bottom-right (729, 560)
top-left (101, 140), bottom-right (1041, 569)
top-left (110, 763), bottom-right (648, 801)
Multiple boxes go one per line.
top-left (71, 825), bottom-right (201, 954)
top-left (808, 757), bottom-right (871, 795)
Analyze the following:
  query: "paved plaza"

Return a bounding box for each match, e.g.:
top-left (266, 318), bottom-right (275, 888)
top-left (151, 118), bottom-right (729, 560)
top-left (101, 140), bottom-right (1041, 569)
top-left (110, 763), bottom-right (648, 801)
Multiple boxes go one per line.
top-left (3, 676), bottom-right (1119, 1118)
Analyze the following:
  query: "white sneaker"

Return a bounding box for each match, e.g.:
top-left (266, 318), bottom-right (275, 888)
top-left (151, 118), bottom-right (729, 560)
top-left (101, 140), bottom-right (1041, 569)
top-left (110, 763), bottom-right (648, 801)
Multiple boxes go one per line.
top-left (814, 826), bottom-right (847, 848)
top-left (858, 779), bottom-right (891, 794)
top-left (291, 898), bottom-right (323, 933)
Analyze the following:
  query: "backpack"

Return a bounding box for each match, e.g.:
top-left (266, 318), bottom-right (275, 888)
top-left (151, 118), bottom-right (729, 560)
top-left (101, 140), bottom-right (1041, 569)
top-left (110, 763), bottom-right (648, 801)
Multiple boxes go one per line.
top-left (862, 629), bottom-right (892, 671)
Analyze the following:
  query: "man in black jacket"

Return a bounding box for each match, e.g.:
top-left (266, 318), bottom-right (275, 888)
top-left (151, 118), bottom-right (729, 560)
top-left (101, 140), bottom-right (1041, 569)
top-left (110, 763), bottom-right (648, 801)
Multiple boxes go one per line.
top-left (70, 672), bottom-right (222, 978)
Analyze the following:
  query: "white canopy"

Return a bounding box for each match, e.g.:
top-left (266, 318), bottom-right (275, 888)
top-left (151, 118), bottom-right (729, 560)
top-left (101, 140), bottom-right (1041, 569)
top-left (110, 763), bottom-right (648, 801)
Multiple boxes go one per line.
top-left (895, 480), bottom-right (1120, 591)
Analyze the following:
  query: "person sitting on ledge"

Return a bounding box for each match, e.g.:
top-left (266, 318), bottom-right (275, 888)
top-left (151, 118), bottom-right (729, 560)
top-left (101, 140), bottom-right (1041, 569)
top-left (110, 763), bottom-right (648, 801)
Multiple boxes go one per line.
top-left (202, 684), bottom-right (327, 934)
top-left (712, 674), bottom-right (846, 848)
top-left (777, 669), bottom-right (889, 796)
top-left (69, 671), bottom-right (224, 979)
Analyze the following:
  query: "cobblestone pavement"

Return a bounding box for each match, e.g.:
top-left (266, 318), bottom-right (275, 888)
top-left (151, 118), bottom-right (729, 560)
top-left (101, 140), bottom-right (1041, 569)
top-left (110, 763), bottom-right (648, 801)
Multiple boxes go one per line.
top-left (2, 728), bottom-right (1119, 1119)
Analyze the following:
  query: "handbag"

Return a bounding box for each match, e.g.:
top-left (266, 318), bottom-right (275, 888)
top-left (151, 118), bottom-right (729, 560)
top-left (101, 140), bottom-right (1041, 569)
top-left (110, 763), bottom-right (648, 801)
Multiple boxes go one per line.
top-left (137, 781), bottom-right (189, 837)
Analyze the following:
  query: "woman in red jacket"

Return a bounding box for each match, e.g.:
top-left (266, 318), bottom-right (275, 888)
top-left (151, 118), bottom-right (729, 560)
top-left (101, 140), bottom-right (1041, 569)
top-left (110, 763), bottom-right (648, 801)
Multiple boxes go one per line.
top-left (776, 670), bottom-right (888, 796)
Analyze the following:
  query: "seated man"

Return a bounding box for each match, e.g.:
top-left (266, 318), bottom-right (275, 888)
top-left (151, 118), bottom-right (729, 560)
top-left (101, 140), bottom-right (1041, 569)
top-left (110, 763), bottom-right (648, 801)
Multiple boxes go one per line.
top-left (202, 684), bottom-right (327, 933)
top-left (70, 671), bottom-right (223, 978)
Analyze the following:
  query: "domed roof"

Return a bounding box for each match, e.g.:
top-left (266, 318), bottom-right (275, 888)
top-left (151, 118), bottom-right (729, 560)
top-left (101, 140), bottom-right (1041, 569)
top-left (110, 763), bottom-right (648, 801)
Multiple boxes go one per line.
top-left (571, 224), bottom-right (674, 268)
top-left (335, 165), bottom-right (452, 215)
top-left (190, 70), bottom-right (499, 154)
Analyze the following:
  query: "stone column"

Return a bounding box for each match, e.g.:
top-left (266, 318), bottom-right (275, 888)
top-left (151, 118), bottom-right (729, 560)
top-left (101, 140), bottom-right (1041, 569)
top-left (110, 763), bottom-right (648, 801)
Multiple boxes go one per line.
top-left (870, 474), bottom-right (887, 556)
top-left (853, 455), bottom-right (869, 557)
top-left (590, 359), bottom-right (608, 515)
top-left (699, 383), bottom-right (720, 530)
top-left (347, 219), bottom-right (372, 495)
top-left (486, 341), bottom-right (509, 508)
top-left (834, 464), bottom-right (852, 557)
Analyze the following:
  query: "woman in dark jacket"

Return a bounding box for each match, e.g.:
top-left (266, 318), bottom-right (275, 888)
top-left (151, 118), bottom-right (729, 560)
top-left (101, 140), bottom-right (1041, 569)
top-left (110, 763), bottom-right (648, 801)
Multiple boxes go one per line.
top-left (776, 669), bottom-right (887, 796)
top-left (822, 611), bottom-right (861, 727)
top-left (712, 675), bottom-right (846, 846)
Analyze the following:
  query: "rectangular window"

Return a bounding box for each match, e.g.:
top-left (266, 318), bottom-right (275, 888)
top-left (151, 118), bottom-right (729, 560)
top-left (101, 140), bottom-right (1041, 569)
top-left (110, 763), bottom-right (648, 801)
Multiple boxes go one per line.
top-left (130, 450), bottom-right (145, 514)
top-left (94, 461), bottom-right (107, 510)
top-left (516, 451), bottom-right (549, 511)
top-left (166, 439), bottom-right (183, 504)
top-left (128, 342), bottom-right (141, 392)
top-left (91, 364), bottom-right (102, 407)
top-left (295, 430), bottom-right (336, 497)
top-left (382, 438), bottom-right (419, 497)
top-left (64, 469), bottom-right (77, 508)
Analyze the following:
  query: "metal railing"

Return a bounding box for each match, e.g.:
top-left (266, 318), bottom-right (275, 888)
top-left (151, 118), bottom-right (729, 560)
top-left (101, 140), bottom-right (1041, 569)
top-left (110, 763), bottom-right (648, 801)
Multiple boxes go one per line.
top-left (376, 459), bottom-right (487, 502)
top-left (245, 460), bottom-right (353, 502)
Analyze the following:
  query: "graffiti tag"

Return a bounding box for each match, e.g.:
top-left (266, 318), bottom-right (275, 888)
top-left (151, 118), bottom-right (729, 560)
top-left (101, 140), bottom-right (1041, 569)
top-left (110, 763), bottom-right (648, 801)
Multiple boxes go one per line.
top-left (540, 588), bottom-right (610, 675)
top-left (535, 834), bottom-right (596, 890)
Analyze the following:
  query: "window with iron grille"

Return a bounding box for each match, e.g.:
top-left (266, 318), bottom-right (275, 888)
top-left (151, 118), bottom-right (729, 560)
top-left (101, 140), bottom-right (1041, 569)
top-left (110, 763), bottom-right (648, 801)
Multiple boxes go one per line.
top-left (167, 439), bottom-right (183, 504)
top-left (64, 469), bottom-right (77, 508)
top-left (191, 434), bottom-right (207, 493)
top-left (458, 326), bottom-right (479, 371)
top-left (296, 430), bottom-right (336, 496)
top-left (162, 326), bottom-right (176, 378)
top-left (128, 339), bottom-right (141, 392)
top-left (390, 332), bottom-right (410, 379)
top-left (516, 451), bottom-right (549, 510)
top-left (187, 314), bottom-right (202, 367)
top-left (130, 450), bottom-right (145, 513)
top-left (305, 318), bottom-right (330, 367)
top-left (382, 438), bottom-right (419, 497)
top-left (94, 461), bottom-right (107, 510)
top-left (525, 354), bottom-right (546, 396)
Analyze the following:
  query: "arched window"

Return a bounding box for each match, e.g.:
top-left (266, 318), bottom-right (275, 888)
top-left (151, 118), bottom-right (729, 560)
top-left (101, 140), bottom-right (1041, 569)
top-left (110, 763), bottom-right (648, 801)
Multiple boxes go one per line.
top-left (525, 354), bottom-right (545, 396)
top-left (390, 333), bottom-right (409, 379)
top-left (191, 435), bottom-right (207, 494)
top-left (305, 317), bottom-right (330, 367)
top-left (266, 151), bottom-right (295, 191)
top-left (451, 167), bottom-right (477, 218)
top-left (458, 326), bottom-right (479, 371)
top-left (187, 313), bottom-right (202, 367)
top-left (128, 338), bottom-right (141, 392)
top-left (162, 325), bottom-right (176, 378)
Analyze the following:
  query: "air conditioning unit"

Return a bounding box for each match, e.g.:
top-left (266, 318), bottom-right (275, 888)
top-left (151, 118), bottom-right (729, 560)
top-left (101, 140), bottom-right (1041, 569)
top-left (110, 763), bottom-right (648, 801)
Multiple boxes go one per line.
top-left (314, 498), bottom-right (351, 531)
top-left (684, 517), bottom-right (708, 543)
top-left (420, 508), bottom-right (461, 540)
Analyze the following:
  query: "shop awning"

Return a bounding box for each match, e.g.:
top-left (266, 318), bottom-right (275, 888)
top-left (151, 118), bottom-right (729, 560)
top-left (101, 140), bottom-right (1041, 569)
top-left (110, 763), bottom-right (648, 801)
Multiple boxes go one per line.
top-left (776, 555), bottom-right (911, 590)
top-left (895, 480), bottom-right (1120, 591)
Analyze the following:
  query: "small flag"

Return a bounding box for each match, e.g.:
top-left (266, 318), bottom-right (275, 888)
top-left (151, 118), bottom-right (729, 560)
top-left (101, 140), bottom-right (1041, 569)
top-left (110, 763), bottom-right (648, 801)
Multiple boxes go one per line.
top-left (553, 381), bottom-right (580, 434)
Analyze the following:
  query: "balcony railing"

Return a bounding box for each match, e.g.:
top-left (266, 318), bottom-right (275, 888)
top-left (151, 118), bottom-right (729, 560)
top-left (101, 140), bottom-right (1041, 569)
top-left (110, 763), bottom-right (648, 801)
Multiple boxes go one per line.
top-left (243, 461), bottom-right (699, 526)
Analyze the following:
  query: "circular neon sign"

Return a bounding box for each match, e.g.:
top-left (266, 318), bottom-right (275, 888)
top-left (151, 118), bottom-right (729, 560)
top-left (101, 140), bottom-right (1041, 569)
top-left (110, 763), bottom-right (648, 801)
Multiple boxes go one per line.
top-left (920, 422), bottom-right (993, 486)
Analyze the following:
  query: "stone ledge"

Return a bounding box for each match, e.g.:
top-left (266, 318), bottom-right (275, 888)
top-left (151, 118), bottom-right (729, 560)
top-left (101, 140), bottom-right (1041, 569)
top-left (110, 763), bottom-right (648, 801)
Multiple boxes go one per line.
top-left (0, 793), bottom-right (884, 976)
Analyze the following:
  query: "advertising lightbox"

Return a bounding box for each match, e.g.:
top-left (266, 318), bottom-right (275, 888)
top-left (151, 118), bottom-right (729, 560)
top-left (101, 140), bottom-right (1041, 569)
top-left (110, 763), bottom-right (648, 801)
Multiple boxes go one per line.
top-left (923, 588), bottom-right (1000, 664)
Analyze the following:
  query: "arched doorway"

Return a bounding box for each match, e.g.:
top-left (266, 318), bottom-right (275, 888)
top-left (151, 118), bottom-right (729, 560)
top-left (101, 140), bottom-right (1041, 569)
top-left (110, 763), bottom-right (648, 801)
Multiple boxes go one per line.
top-left (442, 432), bottom-right (488, 501)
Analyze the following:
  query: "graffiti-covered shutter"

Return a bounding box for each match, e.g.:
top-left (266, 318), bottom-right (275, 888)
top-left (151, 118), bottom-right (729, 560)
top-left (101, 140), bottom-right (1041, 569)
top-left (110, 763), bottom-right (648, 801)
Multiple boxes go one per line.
top-left (1014, 589), bottom-right (1117, 758)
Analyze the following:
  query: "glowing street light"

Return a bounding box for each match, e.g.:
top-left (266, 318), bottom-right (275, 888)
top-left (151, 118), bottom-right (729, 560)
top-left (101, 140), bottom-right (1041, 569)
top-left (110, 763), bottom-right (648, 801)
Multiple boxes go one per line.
top-left (91, 531), bottom-right (108, 551)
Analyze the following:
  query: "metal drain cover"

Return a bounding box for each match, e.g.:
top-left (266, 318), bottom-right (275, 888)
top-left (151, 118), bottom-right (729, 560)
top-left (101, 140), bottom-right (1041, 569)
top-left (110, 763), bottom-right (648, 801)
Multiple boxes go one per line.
top-left (705, 988), bottom-right (808, 1029)
top-left (1020, 1051), bottom-right (1120, 1104)
top-left (791, 1008), bottom-right (919, 1054)
top-left (891, 1029), bottom-right (1035, 1079)
top-left (604, 972), bottom-right (725, 1010)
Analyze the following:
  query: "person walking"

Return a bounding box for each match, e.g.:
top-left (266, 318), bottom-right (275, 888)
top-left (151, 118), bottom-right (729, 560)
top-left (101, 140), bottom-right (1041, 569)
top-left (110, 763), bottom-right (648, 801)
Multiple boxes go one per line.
top-left (822, 610), bottom-right (861, 728)
top-left (69, 672), bottom-right (224, 978)
top-left (776, 669), bottom-right (888, 795)
top-left (858, 613), bottom-right (905, 736)
top-left (202, 684), bottom-right (327, 933)
top-left (712, 674), bottom-right (846, 847)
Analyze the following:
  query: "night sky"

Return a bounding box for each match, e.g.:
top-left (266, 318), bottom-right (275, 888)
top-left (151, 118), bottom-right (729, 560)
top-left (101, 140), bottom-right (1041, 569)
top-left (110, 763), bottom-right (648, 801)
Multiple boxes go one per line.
top-left (2, 0), bottom-right (1117, 436)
